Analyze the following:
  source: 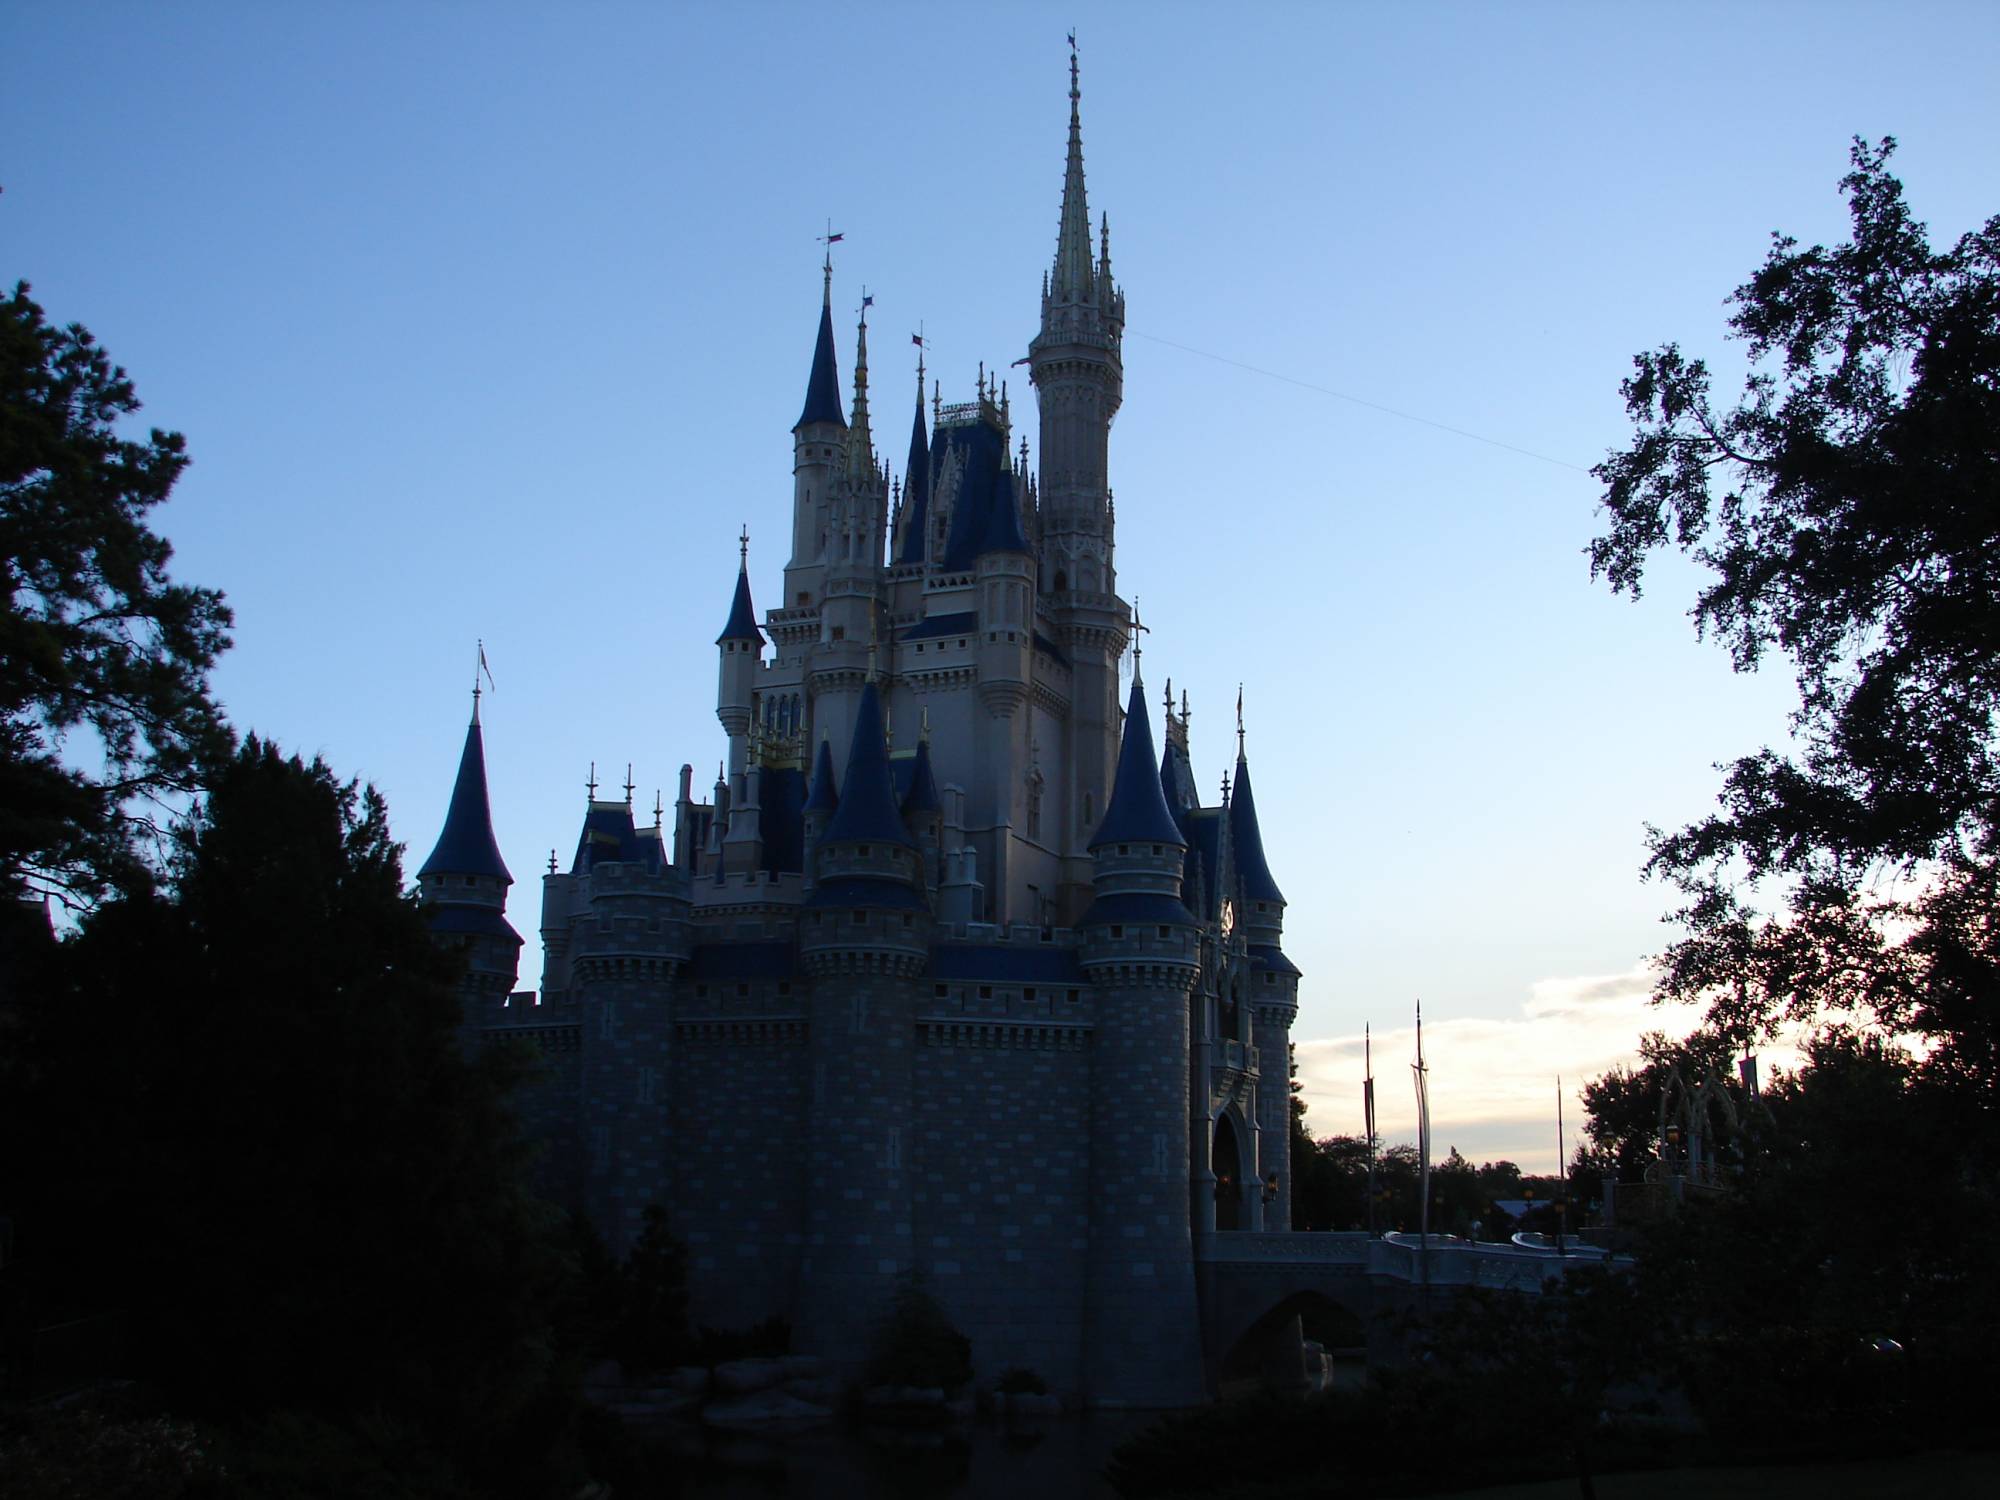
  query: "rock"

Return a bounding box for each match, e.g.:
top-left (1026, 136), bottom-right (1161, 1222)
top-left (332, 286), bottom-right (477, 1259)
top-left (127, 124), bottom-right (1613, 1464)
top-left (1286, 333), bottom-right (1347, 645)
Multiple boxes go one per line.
top-left (669, 1366), bottom-right (710, 1397)
top-left (712, 1357), bottom-right (789, 1395)
top-left (781, 1374), bottom-right (843, 1407)
top-left (1005, 1391), bottom-right (1063, 1418)
top-left (864, 1384), bottom-right (946, 1408)
top-left (605, 1390), bottom-right (702, 1420)
top-left (702, 1388), bottom-right (836, 1427)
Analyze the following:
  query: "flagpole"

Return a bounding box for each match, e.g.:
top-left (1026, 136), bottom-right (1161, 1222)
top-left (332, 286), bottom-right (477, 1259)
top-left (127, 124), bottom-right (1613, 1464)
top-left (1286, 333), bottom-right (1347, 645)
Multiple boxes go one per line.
top-left (1414, 1000), bottom-right (1430, 1307)
top-left (1364, 1024), bottom-right (1377, 1237)
top-left (1556, 1075), bottom-right (1568, 1258)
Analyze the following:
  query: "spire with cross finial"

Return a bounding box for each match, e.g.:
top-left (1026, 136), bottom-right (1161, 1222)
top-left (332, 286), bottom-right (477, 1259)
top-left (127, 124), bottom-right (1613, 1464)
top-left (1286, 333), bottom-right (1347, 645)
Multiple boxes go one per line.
top-left (623, 763), bottom-right (635, 806)
top-left (586, 761), bottom-right (598, 801)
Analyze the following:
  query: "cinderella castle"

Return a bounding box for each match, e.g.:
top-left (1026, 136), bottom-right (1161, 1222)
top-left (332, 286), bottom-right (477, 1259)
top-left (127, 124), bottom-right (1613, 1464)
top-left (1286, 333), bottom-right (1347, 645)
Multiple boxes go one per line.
top-left (414, 57), bottom-right (1300, 1407)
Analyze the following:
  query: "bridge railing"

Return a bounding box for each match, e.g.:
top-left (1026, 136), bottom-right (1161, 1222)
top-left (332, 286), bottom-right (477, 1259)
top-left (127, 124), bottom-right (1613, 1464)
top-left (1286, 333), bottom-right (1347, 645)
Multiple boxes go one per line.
top-left (1197, 1230), bottom-right (1624, 1292)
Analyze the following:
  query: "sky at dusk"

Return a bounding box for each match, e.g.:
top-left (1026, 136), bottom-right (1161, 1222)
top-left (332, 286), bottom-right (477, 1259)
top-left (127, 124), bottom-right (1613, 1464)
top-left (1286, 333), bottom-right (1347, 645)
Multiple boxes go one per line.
top-left (8, 2), bottom-right (1996, 1169)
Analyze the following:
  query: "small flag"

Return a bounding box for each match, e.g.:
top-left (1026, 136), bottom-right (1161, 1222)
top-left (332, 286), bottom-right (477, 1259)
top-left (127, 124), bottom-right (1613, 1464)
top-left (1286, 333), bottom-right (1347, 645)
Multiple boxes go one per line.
top-left (862, 294), bottom-right (874, 308)
top-left (826, 232), bottom-right (844, 244)
top-left (478, 640), bottom-right (496, 692)
top-left (911, 333), bottom-right (924, 347)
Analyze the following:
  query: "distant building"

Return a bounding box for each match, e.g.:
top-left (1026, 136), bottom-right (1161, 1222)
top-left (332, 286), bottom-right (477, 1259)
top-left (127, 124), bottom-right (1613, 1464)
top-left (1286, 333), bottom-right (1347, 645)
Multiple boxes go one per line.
top-left (417, 57), bottom-right (1300, 1408)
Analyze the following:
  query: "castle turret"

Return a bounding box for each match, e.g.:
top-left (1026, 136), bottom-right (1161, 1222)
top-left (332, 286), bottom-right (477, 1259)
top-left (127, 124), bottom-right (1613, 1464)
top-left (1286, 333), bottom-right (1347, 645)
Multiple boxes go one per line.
top-left (801, 733), bottom-right (839, 888)
top-left (717, 535), bottom-right (763, 783)
top-left (786, 264), bottom-right (848, 604)
top-left (894, 350), bottom-right (932, 565)
top-left (1229, 715), bottom-right (1301, 1230)
top-left (797, 680), bottom-right (929, 1357)
top-left (417, 688), bottom-right (523, 1013)
top-left (1078, 673), bottom-right (1204, 1406)
top-left (821, 309), bottom-right (888, 670)
top-left (1026, 51), bottom-right (1130, 921)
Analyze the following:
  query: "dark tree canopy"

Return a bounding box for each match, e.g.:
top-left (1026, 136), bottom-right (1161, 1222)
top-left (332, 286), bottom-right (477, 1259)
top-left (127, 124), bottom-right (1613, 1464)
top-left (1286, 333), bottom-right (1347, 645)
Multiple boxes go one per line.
top-left (0, 282), bottom-right (232, 906)
top-left (1590, 140), bottom-right (2000, 1099)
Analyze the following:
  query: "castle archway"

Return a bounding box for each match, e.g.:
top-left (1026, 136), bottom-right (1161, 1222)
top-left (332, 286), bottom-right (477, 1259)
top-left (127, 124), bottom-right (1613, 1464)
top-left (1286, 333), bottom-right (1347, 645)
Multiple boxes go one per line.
top-left (1214, 1113), bottom-right (1245, 1231)
top-left (1217, 1290), bottom-right (1369, 1394)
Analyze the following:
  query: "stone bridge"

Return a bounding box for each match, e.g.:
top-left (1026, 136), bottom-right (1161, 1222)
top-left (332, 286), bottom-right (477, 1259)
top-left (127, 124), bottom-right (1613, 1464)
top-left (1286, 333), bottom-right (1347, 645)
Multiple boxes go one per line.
top-left (1195, 1231), bottom-right (1618, 1385)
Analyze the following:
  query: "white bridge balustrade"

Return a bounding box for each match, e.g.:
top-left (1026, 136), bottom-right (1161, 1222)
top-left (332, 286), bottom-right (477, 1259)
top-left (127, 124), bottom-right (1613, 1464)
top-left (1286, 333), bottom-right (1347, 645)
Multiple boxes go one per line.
top-left (1195, 1228), bottom-right (1629, 1383)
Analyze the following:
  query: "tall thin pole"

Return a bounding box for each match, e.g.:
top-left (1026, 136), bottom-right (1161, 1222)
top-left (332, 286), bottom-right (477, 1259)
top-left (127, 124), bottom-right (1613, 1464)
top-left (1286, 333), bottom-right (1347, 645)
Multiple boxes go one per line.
top-left (1364, 1023), bottom-right (1377, 1236)
top-left (1556, 1076), bottom-right (1568, 1257)
top-left (1413, 1001), bottom-right (1430, 1304)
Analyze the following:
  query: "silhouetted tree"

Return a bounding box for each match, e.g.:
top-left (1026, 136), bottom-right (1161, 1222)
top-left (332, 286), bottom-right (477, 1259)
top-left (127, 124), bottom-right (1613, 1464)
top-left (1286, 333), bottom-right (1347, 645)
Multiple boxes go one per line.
top-left (3, 741), bottom-right (571, 1487)
top-left (1589, 139), bottom-right (2000, 1102)
top-left (0, 283), bottom-right (232, 908)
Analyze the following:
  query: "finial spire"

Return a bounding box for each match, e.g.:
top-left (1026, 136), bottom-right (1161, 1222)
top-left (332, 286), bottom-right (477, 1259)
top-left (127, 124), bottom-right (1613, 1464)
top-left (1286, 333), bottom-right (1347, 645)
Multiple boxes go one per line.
top-left (1236, 683), bottom-right (1245, 757)
top-left (1163, 675), bottom-right (1173, 726)
top-left (586, 761), bottom-right (598, 801)
top-left (653, 789), bottom-right (664, 829)
top-left (1130, 596), bottom-right (1149, 676)
top-left (847, 292), bottom-right (875, 477)
top-left (1053, 33), bottom-right (1095, 300)
top-left (739, 525), bottom-right (749, 568)
top-left (624, 763), bottom-right (635, 805)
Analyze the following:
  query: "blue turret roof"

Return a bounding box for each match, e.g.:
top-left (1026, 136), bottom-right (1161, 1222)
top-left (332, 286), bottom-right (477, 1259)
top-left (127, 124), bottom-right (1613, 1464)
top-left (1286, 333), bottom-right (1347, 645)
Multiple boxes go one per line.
top-left (795, 290), bottom-right (847, 431)
top-left (897, 384), bottom-right (931, 564)
top-left (572, 800), bottom-right (664, 873)
top-left (716, 560), bottom-right (762, 645)
top-left (418, 712), bottom-right (512, 882)
top-left (821, 681), bottom-right (914, 848)
top-left (937, 414), bottom-right (1011, 571)
top-left (805, 736), bottom-right (840, 814)
top-left (1090, 677), bottom-right (1188, 851)
top-left (1230, 753), bottom-right (1286, 904)
top-left (981, 481), bottom-right (1031, 556)
top-left (901, 738), bottom-right (941, 817)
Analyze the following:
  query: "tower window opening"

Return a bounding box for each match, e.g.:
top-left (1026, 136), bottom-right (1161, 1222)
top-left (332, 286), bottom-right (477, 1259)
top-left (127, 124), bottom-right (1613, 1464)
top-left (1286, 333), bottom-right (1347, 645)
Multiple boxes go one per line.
top-left (852, 910), bottom-right (865, 923)
top-left (1024, 987), bottom-right (1036, 1002)
top-left (736, 982), bottom-right (749, 998)
top-left (1158, 926), bottom-right (1170, 938)
top-left (935, 984), bottom-right (948, 997)
top-left (778, 981), bottom-right (792, 996)
top-left (979, 986), bottom-right (993, 999)
top-left (1067, 989), bottom-right (1079, 1003)
top-left (1111, 925), bottom-right (1124, 939)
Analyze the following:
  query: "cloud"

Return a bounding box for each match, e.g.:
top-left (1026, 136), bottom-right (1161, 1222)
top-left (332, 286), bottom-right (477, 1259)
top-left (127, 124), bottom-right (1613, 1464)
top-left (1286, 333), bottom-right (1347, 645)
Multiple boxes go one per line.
top-left (1291, 966), bottom-right (1719, 1172)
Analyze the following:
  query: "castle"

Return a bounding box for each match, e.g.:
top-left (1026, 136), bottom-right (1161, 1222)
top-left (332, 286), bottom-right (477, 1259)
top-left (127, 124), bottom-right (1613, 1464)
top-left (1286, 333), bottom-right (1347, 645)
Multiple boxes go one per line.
top-left (414, 57), bottom-right (1301, 1407)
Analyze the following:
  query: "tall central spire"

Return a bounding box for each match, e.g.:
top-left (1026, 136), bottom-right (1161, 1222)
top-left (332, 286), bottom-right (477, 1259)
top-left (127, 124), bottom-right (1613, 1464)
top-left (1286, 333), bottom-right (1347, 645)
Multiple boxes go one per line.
top-left (1053, 45), bottom-right (1094, 301)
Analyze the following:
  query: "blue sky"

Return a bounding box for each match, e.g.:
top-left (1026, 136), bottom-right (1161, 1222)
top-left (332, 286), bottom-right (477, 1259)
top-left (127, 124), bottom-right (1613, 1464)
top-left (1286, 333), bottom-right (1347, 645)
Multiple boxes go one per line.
top-left (9, 1), bottom-right (1996, 1167)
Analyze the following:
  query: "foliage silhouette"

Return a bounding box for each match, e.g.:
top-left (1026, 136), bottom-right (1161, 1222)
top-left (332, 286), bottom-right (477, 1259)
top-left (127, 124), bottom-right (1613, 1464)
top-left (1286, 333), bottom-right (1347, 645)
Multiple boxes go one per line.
top-left (1589, 139), bottom-right (2000, 1099)
top-left (0, 283), bottom-right (232, 907)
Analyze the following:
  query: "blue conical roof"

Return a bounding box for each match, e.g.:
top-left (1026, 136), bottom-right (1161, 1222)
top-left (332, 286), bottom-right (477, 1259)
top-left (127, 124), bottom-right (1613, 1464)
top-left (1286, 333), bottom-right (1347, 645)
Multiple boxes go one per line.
top-left (896, 387), bottom-right (931, 564)
top-left (902, 737), bottom-right (941, 816)
top-left (795, 290), bottom-right (847, 431)
top-left (1089, 677), bottom-right (1187, 851)
top-left (1230, 752), bottom-right (1285, 904)
top-left (716, 560), bottom-right (762, 645)
top-left (981, 481), bottom-right (1031, 556)
top-left (821, 682), bottom-right (914, 848)
top-left (805, 736), bottom-right (840, 813)
top-left (418, 712), bottom-right (512, 882)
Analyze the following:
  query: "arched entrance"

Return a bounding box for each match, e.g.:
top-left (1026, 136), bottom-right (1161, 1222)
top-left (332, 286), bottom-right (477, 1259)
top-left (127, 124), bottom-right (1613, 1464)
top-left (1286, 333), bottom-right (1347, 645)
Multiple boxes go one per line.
top-left (1214, 1113), bottom-right (1244, 1231)
top-left (1218, 1291), bottom-right (1370, 1396)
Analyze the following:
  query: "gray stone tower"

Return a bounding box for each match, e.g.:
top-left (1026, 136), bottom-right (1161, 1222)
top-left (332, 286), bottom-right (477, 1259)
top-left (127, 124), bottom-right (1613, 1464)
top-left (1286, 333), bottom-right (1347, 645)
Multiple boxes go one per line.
top-left (1029, 47), bottom-right (1129, 921)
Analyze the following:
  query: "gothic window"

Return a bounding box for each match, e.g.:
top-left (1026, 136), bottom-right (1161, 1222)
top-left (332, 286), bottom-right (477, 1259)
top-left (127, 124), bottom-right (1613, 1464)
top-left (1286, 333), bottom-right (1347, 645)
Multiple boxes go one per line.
top-left (1082, 791), bottom-right (1094, 829)
top-left (1027, 768), bottom-right (1045, 840)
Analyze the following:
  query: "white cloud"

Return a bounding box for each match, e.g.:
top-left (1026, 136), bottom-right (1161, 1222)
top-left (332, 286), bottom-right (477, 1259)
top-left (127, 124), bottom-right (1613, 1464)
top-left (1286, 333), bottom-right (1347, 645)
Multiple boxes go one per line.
top-left (1291, 966), bottom-right (1721, 1172)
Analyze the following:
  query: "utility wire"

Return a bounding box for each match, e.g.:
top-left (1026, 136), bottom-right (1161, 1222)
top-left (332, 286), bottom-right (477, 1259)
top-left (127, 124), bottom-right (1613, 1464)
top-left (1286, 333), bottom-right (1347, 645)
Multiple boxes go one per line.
top-left (1130, 329), bottom-right (1594, 475)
